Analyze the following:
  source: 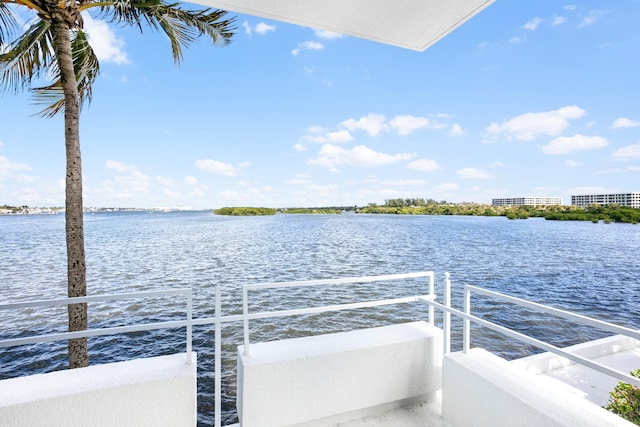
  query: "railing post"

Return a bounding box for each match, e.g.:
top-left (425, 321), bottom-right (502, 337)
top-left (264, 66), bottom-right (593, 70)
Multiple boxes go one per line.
top-left (215, 285), bottom-right (222, 427)
top-left (186, 290), bottom-right (193, 365)
top-left (463, 286), bottom-right (471, 353)
top-left (443, 272), bottom-right (451, 354)
top-left (428, 272), bottom-right (435, 326)
top-left (243, 286), bottom-right (251, 356)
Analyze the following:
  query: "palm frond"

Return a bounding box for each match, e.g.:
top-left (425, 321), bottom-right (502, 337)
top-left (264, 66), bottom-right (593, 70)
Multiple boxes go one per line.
top-left (0, 3), bottom-right (20, 45)
top-left (96, 0), bottom-right (235, 63)
top-left (0, 19), bottom-right (55, 94)
top-left (33, 28), bottom-right (100, 117)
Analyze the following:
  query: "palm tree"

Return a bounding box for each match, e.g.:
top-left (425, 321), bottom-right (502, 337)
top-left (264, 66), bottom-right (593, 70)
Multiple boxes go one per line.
top-left (1, 0), bottom-right (235, 368)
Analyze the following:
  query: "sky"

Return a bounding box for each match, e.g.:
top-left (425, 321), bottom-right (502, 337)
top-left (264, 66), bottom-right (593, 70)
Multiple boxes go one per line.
top-left (2, 1), bottom-right (640, 209)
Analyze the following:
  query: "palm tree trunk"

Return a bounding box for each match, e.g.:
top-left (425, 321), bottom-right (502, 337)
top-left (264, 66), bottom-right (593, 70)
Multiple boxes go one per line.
top-left (50, 14), bottom-right (89, 368)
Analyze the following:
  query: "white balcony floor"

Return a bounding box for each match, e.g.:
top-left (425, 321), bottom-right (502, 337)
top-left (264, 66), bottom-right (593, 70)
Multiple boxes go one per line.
top-left (338, 399), bottom-right (449, 427)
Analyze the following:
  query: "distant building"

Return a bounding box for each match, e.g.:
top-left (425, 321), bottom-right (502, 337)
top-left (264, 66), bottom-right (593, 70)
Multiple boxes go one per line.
top-left (492, 197), bottom-right (563, 207)
top-left (571, 192), bottom-right (640, 208)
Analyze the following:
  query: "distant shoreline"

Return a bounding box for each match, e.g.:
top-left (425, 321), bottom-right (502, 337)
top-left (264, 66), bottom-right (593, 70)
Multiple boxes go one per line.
top-left (2, 204), bottom-right (639, 224)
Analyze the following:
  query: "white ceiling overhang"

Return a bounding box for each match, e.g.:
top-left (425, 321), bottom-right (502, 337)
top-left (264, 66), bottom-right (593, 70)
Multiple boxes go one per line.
top-left (189, 0), bottom-right (495, 51)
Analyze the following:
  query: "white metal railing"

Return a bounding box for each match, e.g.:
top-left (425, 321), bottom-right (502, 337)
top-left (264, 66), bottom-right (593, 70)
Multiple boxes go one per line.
top-left (1, 272), bottom-right (436, 427)
top-left (240, 271), bottom-right (436, 356)
top-left (0, 289), bottom-right (194, 359)
top-left (420, 273), bottom-right (640, 389)
top-left (3, 271), bottom-right (640, 426)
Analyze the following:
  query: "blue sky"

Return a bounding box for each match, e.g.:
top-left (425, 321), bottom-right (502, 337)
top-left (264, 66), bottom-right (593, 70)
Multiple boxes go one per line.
top-left (2, 1), bottom-right (640, 209)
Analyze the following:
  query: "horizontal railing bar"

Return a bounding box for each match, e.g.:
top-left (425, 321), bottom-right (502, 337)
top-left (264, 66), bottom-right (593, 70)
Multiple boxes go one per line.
top-left (243, 271), bottom-right (434, 291)
top-left (191, 295), bottom-right (436, 327)
top-left (465, 285), bottom-right (640, 341)
top-left (245, 295), bottom-right (434, 321)
top-left (421, 298), bottom-right (640, 388)
top-left (2, 294), bottom-right (436, 346)
top-left (191, 314), bottom-right (243, 326)
top-left (0, 289), bottom-right (192, 311)
top-left (0, 320), bottom-right (189, 348)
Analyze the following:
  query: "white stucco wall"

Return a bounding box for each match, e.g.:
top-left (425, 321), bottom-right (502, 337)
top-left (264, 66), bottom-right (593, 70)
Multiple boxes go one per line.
top-left (0, 352), bottom-right (197, 427)
top-left (442, 348), bottom-right (635, 427)
top-left (237, 321), bottom-right (443, 427)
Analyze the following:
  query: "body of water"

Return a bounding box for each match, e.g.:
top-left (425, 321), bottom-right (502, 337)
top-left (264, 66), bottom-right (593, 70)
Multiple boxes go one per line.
top-left (1, 211), bottom-right (639, 424)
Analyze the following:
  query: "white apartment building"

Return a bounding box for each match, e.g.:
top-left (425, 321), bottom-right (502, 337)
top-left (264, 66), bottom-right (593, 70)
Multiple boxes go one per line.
top-left (571, 192), bottom-right (640, 208)
top-left (492, 197), bottom-right (563, 207)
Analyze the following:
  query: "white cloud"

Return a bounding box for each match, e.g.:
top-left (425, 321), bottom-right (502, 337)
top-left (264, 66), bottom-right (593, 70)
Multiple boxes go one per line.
top-left (291, 41), bottom-right (324, 56)
top-left (541, 134), bottom-right (608, 155)
top-left (184, 176), bottom-right (199, 185)
top-left (242, 21), bottom-right (276, 36)
top-left (563, 5), bottom-right (576, 11)
top-left (612, 144), bottom-right (640, 161)
top-left (552, 16), bottom-right (567, 26)
top-left (595, 166), bottom-right (640, 175)
top-left (612, 117), bottom-right (640, 129)
top-left (163, 188), bottom-right (182, 198)
top-left (156, 176), bottom-right (177, 187)
top-left (564, 160), bottom-right (583, 167)
top-left (255, 22), bottom-right (276, 35)
top-left (83, 14), bottom-right (128, 65)
top-left (308, 144), bottom-right (415, 171)
top-left (105, 160), bottom-right (136, 173)
top-left (406, 158), bottom-right (441, 172)
top-left (293, 143), bottom-right (308, 152)
top-left (302, 128), bottom-right (353, 144)
top-left (102, 161), bottom-right (150, 198)
top-left (195, 159), bottom-right (239, 176)
top-left (449, 124), bottom-right (464, 137)
top-left (477, 41), bottom-right (492, 51)
top-left (456, 168), bottom-right (492, 179)
top-left (486, 105), bottom-right (586, 141)
top-left (314, 30), bottom-right (344, 40)
top-left (489, 162), bottom-right (503, 168)
top-left (219, 190), bottom-right (242, 200)
top-left (389, 115), bottom-right (430, 136)
top-left (523, 17), bottom-right (543, 31)
top-left (340, 113), bottom-right (388, 137)
top-left (286, 176), bottom-right (312, 185)
top-left (0, 156), bottom-right (31, 179)
top-left (580, 15), bottom-right (596, 27)
top-left (303, 113), bottom-right (462, 146)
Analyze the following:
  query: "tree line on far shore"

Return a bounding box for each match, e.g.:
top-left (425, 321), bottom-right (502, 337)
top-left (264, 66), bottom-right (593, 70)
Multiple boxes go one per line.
top-left (356, 201), bottom-right (640, 224)
top-left (213, 200), bottom-right (640, 224)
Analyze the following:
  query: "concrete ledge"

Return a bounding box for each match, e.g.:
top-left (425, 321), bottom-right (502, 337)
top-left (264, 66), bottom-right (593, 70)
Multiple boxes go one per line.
top-left (0, 352), bottom-right (196, 427)
top-left (512, 334), bottom-right (640, 374)
top-left (237, 321), bottom-right (443, 427)
top-left (442, 348), bottom-right (635, 427)
top-left (512, 335), bottom-right (640, 405)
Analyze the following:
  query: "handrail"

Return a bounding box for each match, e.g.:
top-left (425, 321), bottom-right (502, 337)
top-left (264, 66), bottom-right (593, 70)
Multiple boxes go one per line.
top-left (241, 271), bottom-right (435, 356)
top-left (417, 281), bottom-right (640, 389)
top-left (0, 273), bottom-right (435, 427)
top-left (0, 289), bottom-right (194, 360)
top-left (4, 272), bottom-right (637, 426)
top-left (464, 285), bottom-right (640, 341)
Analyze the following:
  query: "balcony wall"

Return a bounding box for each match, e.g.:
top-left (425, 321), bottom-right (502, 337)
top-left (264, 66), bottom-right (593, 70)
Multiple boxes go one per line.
top-left (237, 321), bottom-right (443, 427)
top-left (0, 353), bottom-right (196, 427)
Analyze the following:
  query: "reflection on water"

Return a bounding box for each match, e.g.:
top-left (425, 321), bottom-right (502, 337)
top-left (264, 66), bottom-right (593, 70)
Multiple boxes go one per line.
top-left (1, 211), bottom-right (639, 425)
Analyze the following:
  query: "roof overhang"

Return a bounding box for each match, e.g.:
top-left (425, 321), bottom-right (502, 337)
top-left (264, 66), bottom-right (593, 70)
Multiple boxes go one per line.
top-left (189, 0), bottom-right (495, 51)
